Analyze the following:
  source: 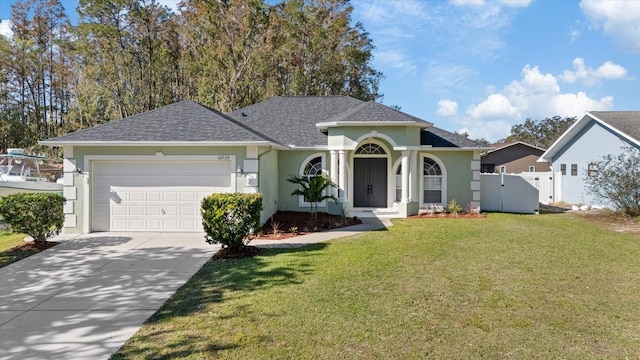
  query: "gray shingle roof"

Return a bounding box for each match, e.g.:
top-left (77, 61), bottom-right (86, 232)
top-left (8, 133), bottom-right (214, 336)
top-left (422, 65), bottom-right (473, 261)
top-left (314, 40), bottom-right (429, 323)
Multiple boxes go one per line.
top-left (44, 101), bottom-right (271, 143)
top-left (421, 127), bottom-right (485, 148)
top-left (589, 111), bottom-right (640, 142)
top-left (321, 100), bottom-right (432, 125)
top-left (226, 96), bottom-right (365, 147)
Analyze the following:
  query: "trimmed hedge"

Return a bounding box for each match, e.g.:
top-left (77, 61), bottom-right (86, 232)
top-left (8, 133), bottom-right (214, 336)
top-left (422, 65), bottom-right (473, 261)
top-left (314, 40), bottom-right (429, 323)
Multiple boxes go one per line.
top-left (0, 192), bottom-right (66, 243)
top-left (201, 193), bottom-right (262, 250)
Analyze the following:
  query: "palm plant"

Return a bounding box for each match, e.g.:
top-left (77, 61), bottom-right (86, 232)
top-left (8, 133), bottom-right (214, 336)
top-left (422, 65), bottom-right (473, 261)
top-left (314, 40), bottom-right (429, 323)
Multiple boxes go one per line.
top-left (287, 174), bottom-right (338, 221)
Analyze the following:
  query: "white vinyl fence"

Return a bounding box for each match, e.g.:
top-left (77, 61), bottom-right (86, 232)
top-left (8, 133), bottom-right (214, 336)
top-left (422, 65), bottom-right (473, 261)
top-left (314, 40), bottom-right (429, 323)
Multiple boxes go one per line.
top-left (520, 172), bottom-right (554, 204)
top-left (481, 173), bottom-right (539, 214)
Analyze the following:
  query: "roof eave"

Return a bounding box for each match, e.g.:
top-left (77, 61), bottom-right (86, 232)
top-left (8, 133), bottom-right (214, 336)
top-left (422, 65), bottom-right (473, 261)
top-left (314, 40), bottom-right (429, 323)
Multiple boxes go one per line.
top-left (316, 121), bottom-right (432, 130)
top-left (39, 140), bottom-right (284, 149)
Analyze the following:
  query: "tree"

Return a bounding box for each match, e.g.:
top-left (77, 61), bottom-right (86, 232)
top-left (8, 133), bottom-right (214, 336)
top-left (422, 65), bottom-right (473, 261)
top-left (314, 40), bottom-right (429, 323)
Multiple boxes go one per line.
top-left (507, 116), bottom-right (576, 149)
top-left (287, 174), bottom-right (337, 221)
top-left (584, 146), bottom-right (640, 217)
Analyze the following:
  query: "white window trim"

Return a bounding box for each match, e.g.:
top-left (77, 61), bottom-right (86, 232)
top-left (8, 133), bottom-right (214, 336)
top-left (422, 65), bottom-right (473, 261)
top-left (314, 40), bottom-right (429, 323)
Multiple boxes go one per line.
top-left (420, 153), bottom-right (447, 207)
top-left (500, 165), bottom-right (506, 173)
top-left (298, 153), bottom-right (327, 208)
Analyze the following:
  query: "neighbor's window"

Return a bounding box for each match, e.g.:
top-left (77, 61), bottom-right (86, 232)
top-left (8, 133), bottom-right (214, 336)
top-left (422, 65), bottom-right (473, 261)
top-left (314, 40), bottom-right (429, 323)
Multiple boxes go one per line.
top-left (571, 164), bottom-right (577, 176)
top-left (529, 166), bottom-right (535, 172)
top-left (588, 162), bottom-right (598, 177)
top-left (560, 164), bottom-right (566, 175)
top-left (499, 165), bottom-right (506, 173)
top-left (423, 158), bottom-right (442, 204)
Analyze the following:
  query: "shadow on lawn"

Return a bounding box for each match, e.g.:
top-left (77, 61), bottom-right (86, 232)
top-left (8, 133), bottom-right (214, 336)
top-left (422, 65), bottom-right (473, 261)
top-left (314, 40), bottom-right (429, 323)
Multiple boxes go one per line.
top-left (115, 243), bottom-right (328, 359)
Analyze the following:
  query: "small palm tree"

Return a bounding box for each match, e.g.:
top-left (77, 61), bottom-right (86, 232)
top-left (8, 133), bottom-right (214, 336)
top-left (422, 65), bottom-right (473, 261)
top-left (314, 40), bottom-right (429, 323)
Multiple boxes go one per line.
top-left (287, 174), bottom-right (338, 221)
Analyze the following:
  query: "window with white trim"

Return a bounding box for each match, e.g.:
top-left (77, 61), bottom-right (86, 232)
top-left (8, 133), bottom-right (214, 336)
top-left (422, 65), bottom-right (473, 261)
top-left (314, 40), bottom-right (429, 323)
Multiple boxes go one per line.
top-left (529, 165), bottom-right (535, 172)
top-left (299, 155), bottom-right (324, 205)
top-left (500, 165), bottom-right (506, 173)
top-left (423, 158), bottom-right (442, 204)
top-left (355, 143), bottom-right (386, 154)
top-left (588, 162), bottom-right (598, 177)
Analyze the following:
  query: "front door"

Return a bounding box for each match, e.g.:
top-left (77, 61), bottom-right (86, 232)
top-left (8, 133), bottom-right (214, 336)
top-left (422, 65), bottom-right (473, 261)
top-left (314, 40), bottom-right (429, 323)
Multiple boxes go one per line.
top-left (354, 158), bottom-right (387, 207)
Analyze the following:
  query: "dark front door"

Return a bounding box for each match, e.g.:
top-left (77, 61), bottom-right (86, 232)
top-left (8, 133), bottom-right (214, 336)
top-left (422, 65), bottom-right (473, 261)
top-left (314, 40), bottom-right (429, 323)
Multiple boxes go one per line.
top-left (354, 158), bottom-right (387, 208)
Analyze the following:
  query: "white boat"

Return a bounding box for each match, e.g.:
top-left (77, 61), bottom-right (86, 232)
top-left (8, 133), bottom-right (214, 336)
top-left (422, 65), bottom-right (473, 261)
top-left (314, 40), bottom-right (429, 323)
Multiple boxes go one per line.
top-left (0, 148), bottom-right (63, 196)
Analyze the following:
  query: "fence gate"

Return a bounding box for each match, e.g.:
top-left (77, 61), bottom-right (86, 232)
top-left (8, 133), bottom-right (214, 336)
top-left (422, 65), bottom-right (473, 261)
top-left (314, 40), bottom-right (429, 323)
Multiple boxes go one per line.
top-left (480, 173), bottom-right (539, 214)
top-left (521, 172), bottom-right (554, 204)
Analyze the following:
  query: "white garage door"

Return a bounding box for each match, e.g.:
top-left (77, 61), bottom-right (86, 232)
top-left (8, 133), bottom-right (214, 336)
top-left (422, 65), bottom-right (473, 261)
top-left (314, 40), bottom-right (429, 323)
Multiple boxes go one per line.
top-left (92, 160), bottom-right (232, 232)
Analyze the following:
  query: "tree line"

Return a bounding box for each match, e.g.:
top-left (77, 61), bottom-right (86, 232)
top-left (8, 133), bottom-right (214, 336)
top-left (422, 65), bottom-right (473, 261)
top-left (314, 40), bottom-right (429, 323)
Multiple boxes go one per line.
top-left (0, 0), bottom-right (382, 156)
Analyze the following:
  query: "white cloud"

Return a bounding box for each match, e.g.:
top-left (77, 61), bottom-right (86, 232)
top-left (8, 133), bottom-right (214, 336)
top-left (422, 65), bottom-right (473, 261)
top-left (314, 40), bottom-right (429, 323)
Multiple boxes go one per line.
top-left (0, 20), bottom-right (13, 38)
top-left (423, 62), bottom-right (477, 93)
top-left (466, 93), bottom-right (518, 118)
top-left (459, 63), bottom-right (614, 141)
top-left (436, 99), bottom-right (458, 116)
top-left (560, 58), bottom-right (628, 85)
top-left (580, 0), bottom-right (640, 52)
top-left (375, 50), bottom-right (416, 73)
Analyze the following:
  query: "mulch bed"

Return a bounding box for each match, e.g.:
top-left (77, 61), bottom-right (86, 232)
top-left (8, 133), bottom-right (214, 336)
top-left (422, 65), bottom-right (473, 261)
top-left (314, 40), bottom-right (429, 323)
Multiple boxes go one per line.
top-left (257, 211), bottom-right (361, 240)
top-left (13, 240), bottom-right (59, 252)
top-left (408, 212), bottom-right (485, 219)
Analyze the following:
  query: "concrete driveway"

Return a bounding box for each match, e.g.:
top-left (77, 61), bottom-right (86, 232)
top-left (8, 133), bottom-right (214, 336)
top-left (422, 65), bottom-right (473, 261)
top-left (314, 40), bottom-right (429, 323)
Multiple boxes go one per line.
top-left (0, 232), bottom-right (219, 360)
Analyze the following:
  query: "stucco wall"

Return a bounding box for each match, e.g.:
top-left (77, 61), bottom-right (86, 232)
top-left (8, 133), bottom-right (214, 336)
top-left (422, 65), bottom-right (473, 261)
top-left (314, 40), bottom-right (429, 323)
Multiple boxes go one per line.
top-left (551, 120), bottom-right (637, 205)
top-left (258, 148), bottom-right (279, 224)
top-left (277, 150), bottom-right (331, 213)
top-left (422, 151), bottom-right (476, 208)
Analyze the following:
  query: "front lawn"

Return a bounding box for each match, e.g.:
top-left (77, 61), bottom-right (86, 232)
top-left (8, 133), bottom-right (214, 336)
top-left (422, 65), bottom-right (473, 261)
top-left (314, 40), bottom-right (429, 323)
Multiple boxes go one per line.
top-left (113, 213), bottom-right (640, 359)
top-left (0, 232), bottom-right (30, 268)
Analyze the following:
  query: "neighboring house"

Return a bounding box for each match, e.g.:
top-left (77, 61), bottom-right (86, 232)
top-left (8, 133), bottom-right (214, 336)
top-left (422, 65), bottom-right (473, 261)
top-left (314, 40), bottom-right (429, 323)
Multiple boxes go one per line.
top-left (538, 111), bottom-right (640, 206)
top-left (480, 141), bottom-right (550, 174)
top-left (41, 96), bottom-right (488, 234)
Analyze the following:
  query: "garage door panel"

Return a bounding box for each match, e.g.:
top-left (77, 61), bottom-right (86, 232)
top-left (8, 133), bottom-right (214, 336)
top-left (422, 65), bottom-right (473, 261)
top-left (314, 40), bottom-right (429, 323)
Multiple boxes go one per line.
top-left (92, 160), bottom-right (232, 232)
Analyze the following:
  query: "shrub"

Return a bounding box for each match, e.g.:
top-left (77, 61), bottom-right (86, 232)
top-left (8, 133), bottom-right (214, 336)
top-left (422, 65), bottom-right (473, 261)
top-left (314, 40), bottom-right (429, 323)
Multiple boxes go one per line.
top-left (584, 147), bottom-right (640, 217)
top-left (448, 199), bottom-right (462, 216)
top-left (0, 192), bottom-right (66, 243)
top-left (201, 193), bottom-right (263, 250)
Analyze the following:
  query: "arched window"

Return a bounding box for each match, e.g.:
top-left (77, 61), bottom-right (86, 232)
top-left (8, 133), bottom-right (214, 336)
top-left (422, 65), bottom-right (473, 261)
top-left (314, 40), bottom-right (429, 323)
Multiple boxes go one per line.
top-left (303, 156), bottom-right (322, 177)
top-left (423, 157), bottom-right (442, 204)
top-left (355, 143), bottom-right (386, 155)
top-left (298, 154), bottom-right (325, 206)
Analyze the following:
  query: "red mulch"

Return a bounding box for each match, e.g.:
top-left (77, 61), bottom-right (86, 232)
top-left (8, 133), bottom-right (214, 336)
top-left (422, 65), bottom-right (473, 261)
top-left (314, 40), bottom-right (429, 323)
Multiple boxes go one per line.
top-left (14, 240), bottom-right (59, 252)
top-left (257, 211), bottom-right (361, 240)
top-left (212, 245), bottom-right (262, 260)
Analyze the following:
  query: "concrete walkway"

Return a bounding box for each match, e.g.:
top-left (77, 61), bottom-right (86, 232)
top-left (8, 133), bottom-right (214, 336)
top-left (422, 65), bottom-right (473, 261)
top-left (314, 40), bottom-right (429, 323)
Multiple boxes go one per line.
top-left (0, 218), bottom-right (389, 360)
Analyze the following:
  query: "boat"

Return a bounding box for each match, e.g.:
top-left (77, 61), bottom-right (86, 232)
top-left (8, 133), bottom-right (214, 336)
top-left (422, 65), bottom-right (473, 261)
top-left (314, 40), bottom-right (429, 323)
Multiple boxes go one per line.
top-left (0, 148), bottom-right (63, 197)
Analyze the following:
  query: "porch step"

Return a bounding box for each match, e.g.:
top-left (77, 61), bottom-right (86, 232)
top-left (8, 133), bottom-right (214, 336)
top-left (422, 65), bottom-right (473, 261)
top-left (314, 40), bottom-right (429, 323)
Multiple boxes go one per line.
top-left (347, 209), bottom-right (401, 219)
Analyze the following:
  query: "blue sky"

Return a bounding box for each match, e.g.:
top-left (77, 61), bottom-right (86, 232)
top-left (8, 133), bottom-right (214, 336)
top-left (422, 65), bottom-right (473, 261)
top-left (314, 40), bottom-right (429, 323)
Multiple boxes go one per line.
top-left (1, 0), bottom-right (638, 142)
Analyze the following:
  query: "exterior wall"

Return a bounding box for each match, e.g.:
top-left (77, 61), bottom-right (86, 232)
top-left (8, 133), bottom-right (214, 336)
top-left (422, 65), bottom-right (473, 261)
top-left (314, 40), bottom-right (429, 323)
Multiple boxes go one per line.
top-left (551, 120), bottom-right (637, 205)
top-left (258, 147), bottom-right (279, 224)
top-left (421, 150), bottom-right (476, 209)
top-left (277, 150), bottom-right (333, 213)
top-left (328, 126), bottom-right (421, 148)
top-left (64, 145), bottom-right (250, 233)
top-left (481, 144), bottom-right (550, 173)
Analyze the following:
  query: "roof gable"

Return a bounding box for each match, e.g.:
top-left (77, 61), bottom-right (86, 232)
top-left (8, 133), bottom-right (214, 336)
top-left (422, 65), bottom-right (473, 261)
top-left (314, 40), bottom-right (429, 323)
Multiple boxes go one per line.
top-left (540, 111), bottom-right (640, 162)
top-left (316, 101), bottom-right (432, 129)
top-left (489, 141), bottom-right (545, 153)
top-left (42, 101), bottom-right (272, 144)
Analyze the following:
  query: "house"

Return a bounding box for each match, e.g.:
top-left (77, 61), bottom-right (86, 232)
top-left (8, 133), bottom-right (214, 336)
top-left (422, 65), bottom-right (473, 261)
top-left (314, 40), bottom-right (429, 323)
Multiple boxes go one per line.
top-left (481, 141), bottom-right (550, 174)
top-left (41, 96), bottom-right (488, 234)
top-left (538, 111), bottom-right (640, 206)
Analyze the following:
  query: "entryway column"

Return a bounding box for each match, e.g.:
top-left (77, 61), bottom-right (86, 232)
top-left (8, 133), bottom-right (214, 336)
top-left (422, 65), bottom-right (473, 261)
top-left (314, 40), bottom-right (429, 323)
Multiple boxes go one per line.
top-left (330, 150), bottom-right (338, 198)
top-left (338, 150), bottom-right (346, 202)
top-left (401, 151), bottom-right (410, 203)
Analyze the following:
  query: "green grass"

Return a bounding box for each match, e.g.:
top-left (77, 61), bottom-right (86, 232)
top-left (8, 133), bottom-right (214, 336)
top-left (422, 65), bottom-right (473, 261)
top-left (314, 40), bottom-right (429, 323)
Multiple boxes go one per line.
top-left (112, 213), bottom-right (640, 359)
top-left (0, 232), bottom-right (31, 268)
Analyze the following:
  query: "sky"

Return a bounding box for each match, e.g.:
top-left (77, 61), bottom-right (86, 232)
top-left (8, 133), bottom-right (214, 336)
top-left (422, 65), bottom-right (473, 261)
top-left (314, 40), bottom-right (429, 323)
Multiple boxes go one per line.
top-left (1, 0), bottom-right (639, 142)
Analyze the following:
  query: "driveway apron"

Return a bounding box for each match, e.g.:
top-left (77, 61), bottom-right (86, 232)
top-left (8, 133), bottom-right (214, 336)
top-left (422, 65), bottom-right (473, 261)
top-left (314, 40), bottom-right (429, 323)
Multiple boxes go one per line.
top-left (0, 232), bottom-right (218, 360)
